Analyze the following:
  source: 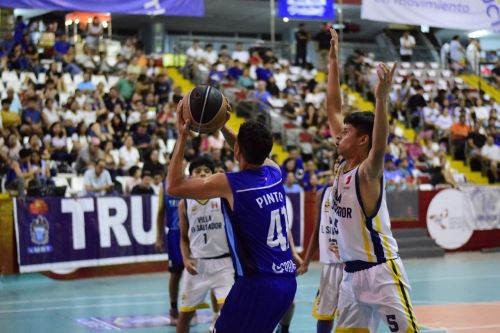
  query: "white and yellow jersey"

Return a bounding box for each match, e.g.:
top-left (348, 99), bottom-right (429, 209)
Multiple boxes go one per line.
top-left (185, 198), bottom-right (230, 259)
top-left (319, 186), bottom-right (342, 264)
top-left (332, 164), bottom-right (399, 263)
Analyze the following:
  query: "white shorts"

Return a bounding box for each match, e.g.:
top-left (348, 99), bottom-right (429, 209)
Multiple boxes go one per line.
top-left (313, 263), bottom-right (344, 321)
top-left (180, 257), bottom-right (235, 313)
top-left (335, 258), bottom-right (419, 333)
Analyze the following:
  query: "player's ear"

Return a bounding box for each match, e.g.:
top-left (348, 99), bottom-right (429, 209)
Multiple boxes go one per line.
top-left (359, 134), bottom-right (369, 147)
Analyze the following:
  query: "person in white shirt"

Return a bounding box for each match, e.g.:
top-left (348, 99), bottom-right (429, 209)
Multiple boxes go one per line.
top-left (399, 31), bottom-right (416, 62)
top-left (42, 98), bottom-right (60, 127)
top-left (423, 100), bottom-right (440, 127)
top-left (203, 44), bottom-right (219, 65)
top-left (449, 35), bottom-right (465, 73)
top-left (440, 42), bottom-right (450, 69)
top-left (481, 135), bottom-right (499, 182)
top-left (83, 159), bottom-right (114, 196)
top-left (86, 16), bottom-right (103, 51)
top-left (119, 135), bottom-right (140, 173)
top-left (435, 108), bottom-right (453, 133)
top-left (186, 40), bottom-right (205, 62)
top-left (231, 42), bottom-right (249, 64)
top-left (466, 38), bottom-right (481, 74)
top-left (273, 67), bottom-right (289, 91)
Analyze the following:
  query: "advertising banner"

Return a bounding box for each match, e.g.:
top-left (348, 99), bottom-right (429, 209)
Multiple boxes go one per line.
top-left (14, 193), bottom-right (304, 272)
top-left (361, 0), bottom-right (500, 32)
top-left (278, 0), bottom-right (335, 20)
top-left (1, 0), bottom-right (205, 16)
top-left (426, 187), bottom-right (500, 250)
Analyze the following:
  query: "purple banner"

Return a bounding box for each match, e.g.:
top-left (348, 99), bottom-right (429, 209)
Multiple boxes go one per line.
top-left (14, 193), bottom-right (304, 272)
top-left (285, 191), bottom-right (304, 252)
top-left (0, 0), bottom-right (204, 16)
top-left (14, 196), bottom-right (167, 273)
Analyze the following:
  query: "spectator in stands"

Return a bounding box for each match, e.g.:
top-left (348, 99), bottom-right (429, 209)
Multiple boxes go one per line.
top-left (131, 170), bottom-right (155, 195)
top-left (102, 140), bottom-right (118, 179)
top-left (125, 165), bottom-right (142, 194)
top-left (266, 76), bottom-right (280, 97)
top-left (203, 44), bottom-right (218, 65)
top-left (237, 67), bottom-right (254, 89)
top-left (142, 149), bottom-right (164, 177)
top-left (77, 72), bottom-right (96, 94)
top-left (47, 121), bottom-right (70, 163)
top-left (449, 35), bottom-right (465, 74)
top-left (406, 85), bottom-right (427, 129)
top-left (314, 22), bottom-right (331, 72)
top-left (295, 23), bottom-right (310, 67)
top-left (86, 16), bottom-right (103, 51)
top-left (467, 122), bottom-right (487, 171)
top-left (282, 94), bottom-right (300, 120)
top-left (450, 114), bottom-right (470, 161)
top-left (1, 98), bottom-right (21, 129)
top-left (466, 38), bottom-right (480, 74)
top-left (119, 135), bottom-right (141, 173)
top-left (8, 44), bottom-right (30, 71)
top-left (492, 59), bottom-right (500, 87)
top-left (5, 148), bottom-right (33, 196)
top-left (75, 137), bottom-right (103, 174)
top-left (115, 73), bottom-right (136, 101)
top-left (54, 34), bottom-right (70, 59)
top-left (399, 31), bottom-right (416, 62)
top-left (256, 61), bottom-right (273, 82)
top-left (42, 98), bottom-right (59, 127)
top-left (253, 80), bottom-right (271, 106)
top-left (283, 171), bottom-right (302, 193)
top-left (21, 96), bottom-right (44, 136)
top-left (435, 107), bottom-right (453, 142)
top-left (227, 60), bottom-right (243, 81)
top-left (155, 72), bottom-right (172, 104)
top-left (231, 42), bottom-right (249, 63)
top-left (186, 40), bottom-right (205, 62)
top-left (481, 135), bottom-right (499, 183)
top-left (83, 159), bottom-right (114, 196)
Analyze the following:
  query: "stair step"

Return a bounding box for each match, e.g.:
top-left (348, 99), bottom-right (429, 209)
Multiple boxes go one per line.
top-left (396, 237), bottom-right (437, 248)
top-left (399, 247), bottom-right (445, 259)
top-left (392, 228), bottom-right (428, 238)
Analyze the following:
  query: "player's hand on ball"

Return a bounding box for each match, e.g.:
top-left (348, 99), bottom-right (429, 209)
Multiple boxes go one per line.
top-left (176, 97), bottom-right (191, 138)
top-left (184, 258), bottom-right (198, 275)
top-left (375, 62), bottom-right (397, 100)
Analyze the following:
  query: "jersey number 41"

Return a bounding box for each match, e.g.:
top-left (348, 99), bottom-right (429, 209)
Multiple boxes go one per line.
top-left (267, 207), bottom-right (289, 251)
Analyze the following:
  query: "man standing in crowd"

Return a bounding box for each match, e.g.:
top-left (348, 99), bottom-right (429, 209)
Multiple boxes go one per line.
top-left (400, 31), bottom-right (416, 62)
top-left (295, 23), bottom-right (310, 67)
top-left (314, 22), bottom-right (332, 72)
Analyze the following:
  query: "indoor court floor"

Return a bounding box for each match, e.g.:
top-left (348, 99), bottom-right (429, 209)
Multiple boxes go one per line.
top-left (1, 251), bottom-right (500, 333)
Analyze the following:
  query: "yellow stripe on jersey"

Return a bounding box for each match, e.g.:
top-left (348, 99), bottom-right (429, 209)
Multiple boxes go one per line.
top-left (335, 328), bottom-right (370, 333)
top-left (359, 210), bottom-right (375, 262)
top-left (387, 261), bottom-right (420, 333)
top-left (375, 215), bottom-right (393, 259)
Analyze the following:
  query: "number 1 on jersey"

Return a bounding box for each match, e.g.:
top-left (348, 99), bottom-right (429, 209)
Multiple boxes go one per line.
top-left (267, 207), bottom-right (289, 251)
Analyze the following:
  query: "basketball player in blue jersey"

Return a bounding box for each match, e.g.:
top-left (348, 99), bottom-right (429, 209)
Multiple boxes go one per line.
top-left (156, 179), bottom-right (183, 323)
top-left (167, 106), bottom-right (297, 333)
top-left (326, 28), bottom-right (419, 332)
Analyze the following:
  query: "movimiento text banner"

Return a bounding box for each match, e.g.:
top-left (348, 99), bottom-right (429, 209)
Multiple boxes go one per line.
top-left (361, 0), bottom-right (500, 32)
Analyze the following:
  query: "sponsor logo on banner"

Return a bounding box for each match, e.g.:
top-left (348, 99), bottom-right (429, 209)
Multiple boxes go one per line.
top-left (426, 189), bottom-right (473, 250)
top-left (278, 0), bottom-right (335, 20)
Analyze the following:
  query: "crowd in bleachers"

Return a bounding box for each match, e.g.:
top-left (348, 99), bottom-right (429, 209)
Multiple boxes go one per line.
top-left (1, 16), bottom-right (498, 198)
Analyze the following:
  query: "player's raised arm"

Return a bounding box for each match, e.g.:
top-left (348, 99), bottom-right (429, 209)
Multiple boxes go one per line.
top-left (326, 28), bottom-right (343, 136)
top-left (167, 99), bottom-right (232, 201)
top-left (360, 63), bottom-right (397, 179)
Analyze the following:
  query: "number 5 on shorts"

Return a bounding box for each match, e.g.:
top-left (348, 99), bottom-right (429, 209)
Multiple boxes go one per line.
top-left (386, 314), bottom-right (399, 332)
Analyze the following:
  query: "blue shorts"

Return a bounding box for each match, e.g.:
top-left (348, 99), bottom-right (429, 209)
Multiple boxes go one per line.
top-left (214, 274), bottom-right (297, 333)
top-left (167, 229), bottom-right (184, 273)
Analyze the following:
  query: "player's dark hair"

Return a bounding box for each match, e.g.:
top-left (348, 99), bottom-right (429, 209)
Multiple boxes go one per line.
top-left (189, 155), bottom-right (215, 175)
top-left (344, 111), bottom-right (374, 149)
top-left (237, 121), bottom-right (273, 165)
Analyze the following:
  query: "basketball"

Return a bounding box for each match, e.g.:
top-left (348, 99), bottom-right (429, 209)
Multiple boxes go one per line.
top-left (182, 85), bottom-right (230, 134)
